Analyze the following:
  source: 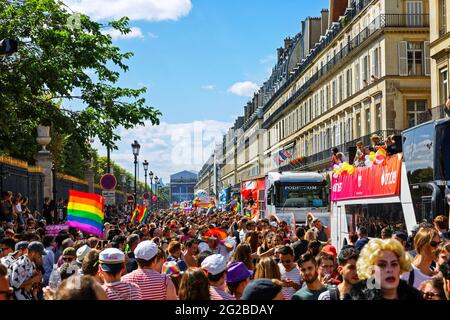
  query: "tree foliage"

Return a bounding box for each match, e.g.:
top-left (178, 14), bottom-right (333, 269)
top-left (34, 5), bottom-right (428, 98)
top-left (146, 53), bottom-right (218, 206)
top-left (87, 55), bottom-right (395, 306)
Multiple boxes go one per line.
top-left (0, 0), bottom-right (161, 166)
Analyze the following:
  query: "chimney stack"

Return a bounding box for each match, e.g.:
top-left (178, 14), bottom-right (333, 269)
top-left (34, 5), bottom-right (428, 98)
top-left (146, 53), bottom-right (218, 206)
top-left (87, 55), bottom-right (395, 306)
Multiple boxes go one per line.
top-left (321, 9), bottom-right (329, 36)
top-left (328, 0), bottom-right (348, 27)
top-left (277, 47), bottom-right (285, 61)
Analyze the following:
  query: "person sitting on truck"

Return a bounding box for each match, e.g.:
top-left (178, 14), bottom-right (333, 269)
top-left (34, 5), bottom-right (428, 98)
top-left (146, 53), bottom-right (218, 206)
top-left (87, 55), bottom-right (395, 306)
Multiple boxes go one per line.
top-left (369, 135), bottom-right (384, 153)
top-left (353, 141), bottom-right (365, 166)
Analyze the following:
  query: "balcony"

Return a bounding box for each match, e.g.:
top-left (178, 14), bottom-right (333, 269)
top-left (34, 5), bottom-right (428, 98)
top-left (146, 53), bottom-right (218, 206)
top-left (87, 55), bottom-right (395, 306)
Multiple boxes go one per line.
top-left (278, 130), bottom-right (402, 173)
top-left (262, 13), bottom-right (430, 130)
top-left (418, 105), bottom-right (450, 124)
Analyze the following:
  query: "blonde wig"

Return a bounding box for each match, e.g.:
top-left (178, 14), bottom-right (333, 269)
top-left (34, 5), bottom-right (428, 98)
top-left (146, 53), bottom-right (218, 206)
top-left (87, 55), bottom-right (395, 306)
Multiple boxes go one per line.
top-left (356, 238), bottom-right (413, 280)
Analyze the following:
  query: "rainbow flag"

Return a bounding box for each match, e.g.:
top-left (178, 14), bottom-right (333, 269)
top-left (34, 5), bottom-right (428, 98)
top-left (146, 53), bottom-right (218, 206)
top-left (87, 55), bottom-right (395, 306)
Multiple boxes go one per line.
top-left (131, 206), bottom-right (141, 223)
top-left (67, 190), bottom-right (104, 237)
top-left (138, 205), bottom-right (149, 225)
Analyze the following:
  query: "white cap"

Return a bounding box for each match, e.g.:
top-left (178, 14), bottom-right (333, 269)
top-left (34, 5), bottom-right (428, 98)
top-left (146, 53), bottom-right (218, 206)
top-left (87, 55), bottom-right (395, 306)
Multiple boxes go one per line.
top-left (270, 221), bottom-right (278, 227)
top-left (76, 245), bottom-right (92, 263)
top-left (134, 240), bottom-right (158, 260)
top-left (201, 254), bottom-right (227, 276)
top-left (198, 242), bottom-right (210, 253)
top-left (99, 248), bottom-right (125, 264)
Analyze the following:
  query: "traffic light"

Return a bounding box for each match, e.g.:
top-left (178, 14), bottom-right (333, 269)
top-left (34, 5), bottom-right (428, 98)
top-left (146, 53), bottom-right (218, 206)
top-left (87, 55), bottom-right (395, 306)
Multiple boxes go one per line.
top-left (0, 39), bottom-right (18, 56)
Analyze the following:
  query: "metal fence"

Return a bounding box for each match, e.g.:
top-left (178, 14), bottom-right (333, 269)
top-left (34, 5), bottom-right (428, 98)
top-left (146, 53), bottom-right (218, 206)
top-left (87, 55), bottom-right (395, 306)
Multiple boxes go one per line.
top-left (0, 156), bottom-right (130, 212)
top-left (0, 157), bottom-right (44, 212)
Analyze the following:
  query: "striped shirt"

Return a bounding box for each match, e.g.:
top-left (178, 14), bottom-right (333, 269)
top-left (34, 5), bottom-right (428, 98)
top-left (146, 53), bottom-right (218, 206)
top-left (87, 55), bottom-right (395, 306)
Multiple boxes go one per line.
top-left (102, 281), bottom-right (143, 301)
top-left (279, 263), bottom-right (302, 300)
top-left (121, 269), bottom-right (168, 300)
top-left (209, 285), bottom-right (236, 300)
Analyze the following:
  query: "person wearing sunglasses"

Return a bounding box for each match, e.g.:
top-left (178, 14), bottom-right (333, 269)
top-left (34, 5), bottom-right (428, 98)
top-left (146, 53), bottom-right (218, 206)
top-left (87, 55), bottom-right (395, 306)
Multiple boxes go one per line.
top-left (418, 276), bottom-right (446, 300)
top-left (401, 227), bottom-right (440, 289)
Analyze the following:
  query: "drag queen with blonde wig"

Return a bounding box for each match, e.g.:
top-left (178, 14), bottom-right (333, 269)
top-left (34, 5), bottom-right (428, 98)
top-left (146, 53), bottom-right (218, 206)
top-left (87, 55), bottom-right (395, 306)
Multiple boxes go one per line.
top-left (349, 238), bottom-right (423, 300)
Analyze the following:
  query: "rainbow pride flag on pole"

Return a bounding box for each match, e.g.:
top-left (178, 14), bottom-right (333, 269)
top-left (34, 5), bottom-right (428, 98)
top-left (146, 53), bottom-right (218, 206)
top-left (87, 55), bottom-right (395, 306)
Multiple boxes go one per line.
top-left (67, 190), bottom-right (104, 237)
top-left (131, 206), bottom-right (141, 224)
top-left (138, 205), bottom-right (149, 225)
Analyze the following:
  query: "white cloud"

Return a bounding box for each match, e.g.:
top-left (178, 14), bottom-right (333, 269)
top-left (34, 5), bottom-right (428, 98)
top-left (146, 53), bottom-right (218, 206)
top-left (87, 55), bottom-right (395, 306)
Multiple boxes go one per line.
top-left (103, 27), bottom-right (144, 40)
top-left (65, 0), bottom-right (193, 21)
top-left (147, 32), bottom-right (159, 39)
top-left (228, 81), bottom-right (259, 97)
top-left (92, 120), bottom-right (232, 183)
top-left (201, 85), bottom-right (215, 91)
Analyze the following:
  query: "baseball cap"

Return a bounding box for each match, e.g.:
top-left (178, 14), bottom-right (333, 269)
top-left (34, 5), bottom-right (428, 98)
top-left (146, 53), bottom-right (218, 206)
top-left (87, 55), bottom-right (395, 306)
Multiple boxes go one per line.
top-left (312, 218), bottom-right (320, 223)
top-left (201, 254), bottom-right (227, 276)
top-left (226, 262), bottom-right (252, 284)
top-left (99, 248), bottom-right (125, 273)
top-left (134, 240), bottom-right (158, 261)
top-left (321, 244), bottom-right (337, 258)
top-left (240, 279), bottom-right (282, 300)
top-left (27, 241), bottom-right (46, 255)
top-left (270, 221), bottom-right (278, 227)
top-left (76, 245), bottom-right (92, 264)
top-left (15, 241), bottom-right (29, 251)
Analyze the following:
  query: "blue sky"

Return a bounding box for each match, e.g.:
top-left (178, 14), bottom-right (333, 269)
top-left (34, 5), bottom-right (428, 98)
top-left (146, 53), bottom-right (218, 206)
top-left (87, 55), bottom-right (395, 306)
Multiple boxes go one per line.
top-left (65, 0), bottom-right (329, 183)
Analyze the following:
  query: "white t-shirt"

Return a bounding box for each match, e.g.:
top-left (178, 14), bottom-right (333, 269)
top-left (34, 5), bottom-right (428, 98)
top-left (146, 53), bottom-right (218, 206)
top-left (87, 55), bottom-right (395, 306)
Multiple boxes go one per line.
top-left (400, 264), bottom-right (432, 289)
top-left (239, 229), bottom-right (247, 243)
top-left (278, 263), bottom-right (302, 300)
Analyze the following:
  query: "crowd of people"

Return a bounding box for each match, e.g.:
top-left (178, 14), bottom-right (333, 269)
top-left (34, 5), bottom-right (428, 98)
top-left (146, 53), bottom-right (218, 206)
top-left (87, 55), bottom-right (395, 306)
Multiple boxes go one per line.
top-left (1, 190), bottom-right (450, 301)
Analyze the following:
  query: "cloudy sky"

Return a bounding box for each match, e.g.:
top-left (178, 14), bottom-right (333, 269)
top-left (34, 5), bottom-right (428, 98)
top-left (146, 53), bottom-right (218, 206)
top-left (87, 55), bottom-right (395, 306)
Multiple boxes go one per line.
top-left (63, 0), bottom-right (328, 183)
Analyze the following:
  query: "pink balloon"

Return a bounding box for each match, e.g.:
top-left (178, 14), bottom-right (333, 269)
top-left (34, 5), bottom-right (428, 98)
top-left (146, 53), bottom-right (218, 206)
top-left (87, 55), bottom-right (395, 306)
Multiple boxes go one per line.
top-left (152, 196), bottom-right (157, 202)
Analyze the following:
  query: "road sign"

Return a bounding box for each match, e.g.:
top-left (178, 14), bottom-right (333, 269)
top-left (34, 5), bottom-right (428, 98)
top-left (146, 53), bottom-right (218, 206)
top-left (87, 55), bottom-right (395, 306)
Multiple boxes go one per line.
top-left (143, 192), bottom-right (150, 200)
top-left (102, 190), bottom-right (116, 206)
top-left (127, 194), bottom-right (135, 205)
top-left (100, 174), bottom-right (117, 191)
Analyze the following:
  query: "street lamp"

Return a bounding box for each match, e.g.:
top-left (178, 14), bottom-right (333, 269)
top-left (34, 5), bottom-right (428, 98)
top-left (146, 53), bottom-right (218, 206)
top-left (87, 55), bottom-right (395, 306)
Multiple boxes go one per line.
top-left (51, 162), bottom-right (57, 224)
top-left (154, 176), bottom-right (159, 210)
top-left (143, 160), bottom-right (149, 192)
top-left (149, 171), bottom-right (154, 195)
top-left (131, 140), bottom-right (140, 207)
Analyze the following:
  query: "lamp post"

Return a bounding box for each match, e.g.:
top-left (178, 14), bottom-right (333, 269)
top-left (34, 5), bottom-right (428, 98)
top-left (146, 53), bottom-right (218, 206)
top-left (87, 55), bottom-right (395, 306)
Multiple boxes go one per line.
top-left (143, 160), bottom-right (149, 192)
top-left (149, 171), bottom-right (154, 195)
top-left (51, 162), bottom-right (57, 224)
top-left (154, 176), bottom-right (159, 210)
top-left (131, 140), bottom-right (140, 208)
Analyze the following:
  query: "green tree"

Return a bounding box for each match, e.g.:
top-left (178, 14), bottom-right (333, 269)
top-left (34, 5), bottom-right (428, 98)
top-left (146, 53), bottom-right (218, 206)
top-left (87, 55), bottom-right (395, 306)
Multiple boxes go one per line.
top-left (0, 0), bottom-right (161, 162)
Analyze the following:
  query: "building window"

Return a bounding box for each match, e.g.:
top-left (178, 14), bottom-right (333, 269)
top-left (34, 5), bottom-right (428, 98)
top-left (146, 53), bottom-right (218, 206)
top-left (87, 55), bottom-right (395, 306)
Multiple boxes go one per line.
top-left (365, 108), bottom-right (371, 134)
top-left (355, 63), bottom-right (361, 91)
top-left (356, 113), bottom-right (361, 138)
top-left (372, 47), bottom-right (380, 79)
top-left (440, 68), bottom-right (448, 104)
top-left (408, 42), bottom-right (423, 75)
top-left (325, 85), bottom-right (330, 110)
top-left (332, 80), bottom-right (337, 106)
top-left (362, 55), bottom-right (370, 87)
top-left (346, 68), bottom-right (352, 97)
top-left (339, 75), bottom-right (344, 102)
top-left (406, 0), bottom-right (423, 26)
top-left (376, 103), bottom-right (382, 131)
top-left (439, 0), bottom-right (447, 35)
top-left (407, 100), bottom-right (427, 127)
